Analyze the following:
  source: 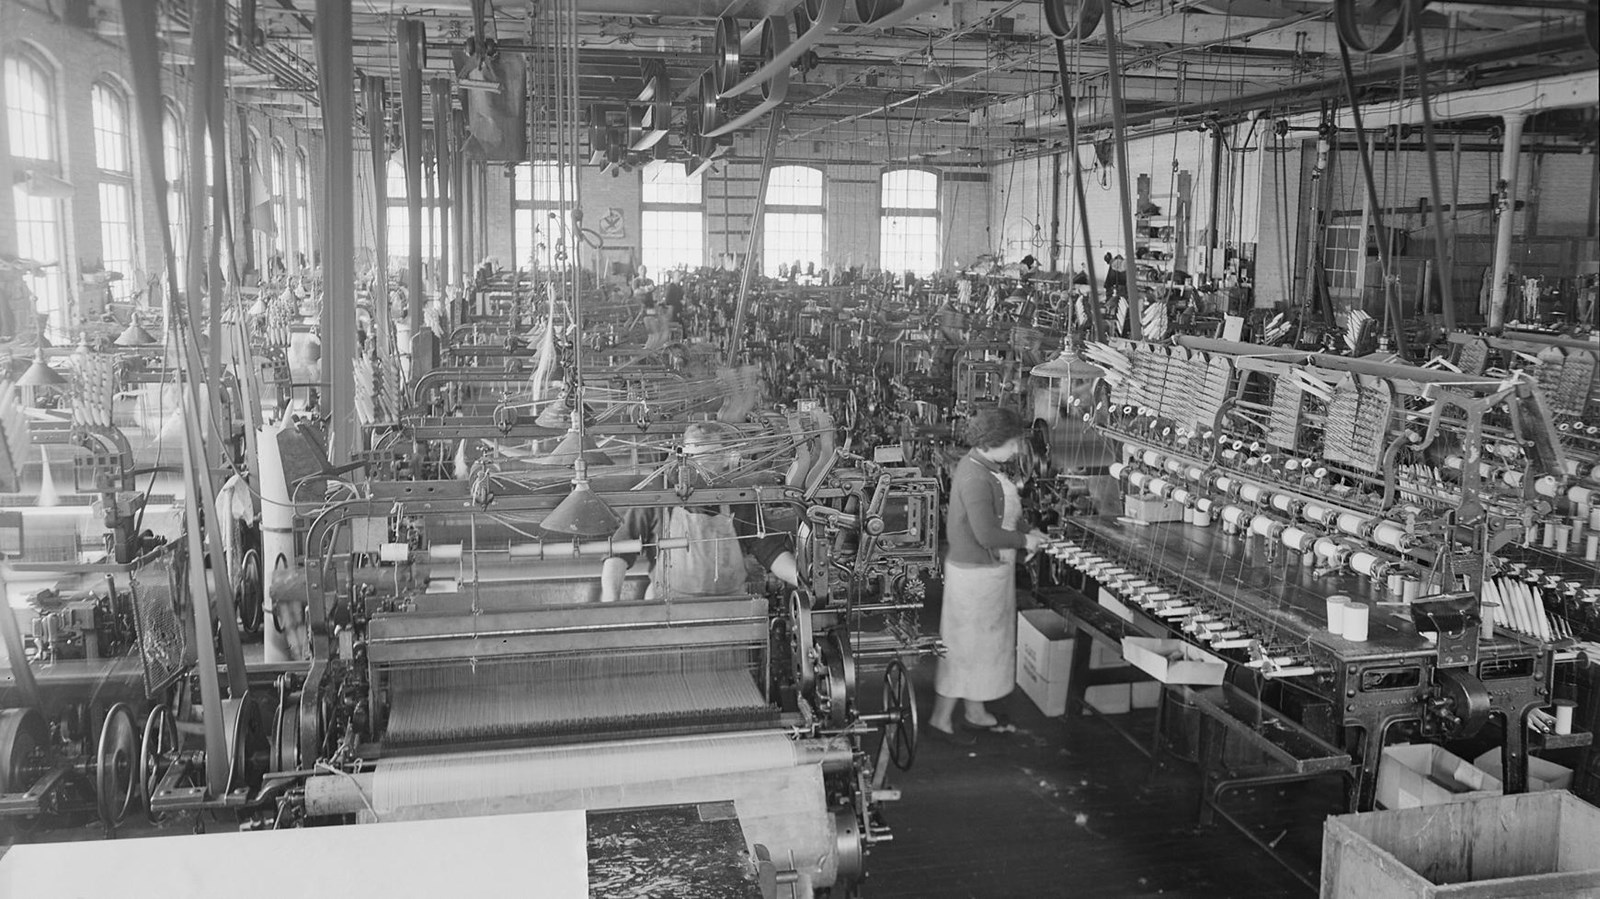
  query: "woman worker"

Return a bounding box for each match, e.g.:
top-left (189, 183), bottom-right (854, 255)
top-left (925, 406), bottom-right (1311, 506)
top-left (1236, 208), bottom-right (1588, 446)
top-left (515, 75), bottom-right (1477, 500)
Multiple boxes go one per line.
top-left (928, 407), bottom-right (1049, 742)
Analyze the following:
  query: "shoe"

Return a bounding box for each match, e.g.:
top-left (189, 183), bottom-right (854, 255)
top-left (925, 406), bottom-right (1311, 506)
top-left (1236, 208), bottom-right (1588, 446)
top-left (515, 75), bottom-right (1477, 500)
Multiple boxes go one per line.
top-left (960, 713), bottom-right (1017, 735)
top-left (927, 724), bottom-right (978, 746)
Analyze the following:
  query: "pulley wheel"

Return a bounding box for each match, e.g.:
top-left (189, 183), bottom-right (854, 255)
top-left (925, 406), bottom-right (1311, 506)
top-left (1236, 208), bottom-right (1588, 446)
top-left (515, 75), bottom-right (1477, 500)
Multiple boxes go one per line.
top-left (140, 705), bottom-right (178, 823)
top-left (0, 708), bottom-right (48, 832)
top-left (96, 703), bottom-right (139, 828)
top-left (881, 658), bottom-right (919, 771)
top-left (815, 633), bottom-right (851, 728)
top-left (221, 697), bottom-right (269, 795)
top-left (1334, 0), bottom-right (1410, 54)
top-left (1043, 0), bottom-right (1104, 41)
top-left (790, 589), bottom-right (816, 693)
top-left (237, 547), bottom-right (264, 633)
top-left (272, 693), bottom-right (301, 774)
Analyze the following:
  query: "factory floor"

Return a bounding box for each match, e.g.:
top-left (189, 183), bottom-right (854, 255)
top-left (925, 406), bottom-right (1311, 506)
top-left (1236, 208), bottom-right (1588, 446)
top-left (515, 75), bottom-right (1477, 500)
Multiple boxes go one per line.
top-left (861, 603), bottom-right (1335, 899)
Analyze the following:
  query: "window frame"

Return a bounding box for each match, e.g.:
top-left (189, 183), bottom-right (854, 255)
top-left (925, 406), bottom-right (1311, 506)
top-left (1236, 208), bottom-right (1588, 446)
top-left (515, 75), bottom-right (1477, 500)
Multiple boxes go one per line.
top-left (91, 79), bottom-right (137, 301)
top-left (640, 160), bottom-right (703, 274)
top-left (294, 147), bottom-right (311, 269)
top-left (5, 46), bottom-right (70, 336)
top-left (513, 160), bottom-right (577, 271)
top-left (762, 164), bottom-right (825, 276)
top-left (878, 167), bottom-right (940, 277)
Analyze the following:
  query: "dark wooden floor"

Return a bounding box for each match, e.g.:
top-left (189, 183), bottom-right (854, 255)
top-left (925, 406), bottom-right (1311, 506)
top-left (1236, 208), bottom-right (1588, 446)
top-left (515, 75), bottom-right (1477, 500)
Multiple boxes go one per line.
top-left (861, 652), bottom-right (1335, 899)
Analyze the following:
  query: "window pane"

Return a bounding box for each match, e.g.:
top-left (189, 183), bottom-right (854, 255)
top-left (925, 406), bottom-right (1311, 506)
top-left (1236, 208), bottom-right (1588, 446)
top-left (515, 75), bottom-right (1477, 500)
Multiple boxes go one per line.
top-left (295, 152), bottom-right (311, 266)
top-left (162, 108), bottom-right (186, 279)
top-left (763, 212), bottom-right (823, 275)
top-left (12, 186), bottom-right (65, 334)
top-left (98, 182), bottom-right (136, 300)
top-left (881, 169), bottom-right (937, 210)
top-left (92, 83), bottom-right (131, 173)
top-left (642, 160), bottom-right (701, 205)
top-left (515, 161), bottom-right (576, 206)
top-left (880, 215), bottom-right (940, 277)
top-left (386, 157), bottom-right (408, 199)
top-left (271, 144), bottom-right (288, 257)
top-left (642, 210), bottom-right (703, 273)
top-left (388, 206), bottom-right (442, 265)
top-left (515, 208), bottom-right (573, 271)
top-left (5, 54), bottom-right (55, 161)
top-left (766, 166), bottom-right (822, 207)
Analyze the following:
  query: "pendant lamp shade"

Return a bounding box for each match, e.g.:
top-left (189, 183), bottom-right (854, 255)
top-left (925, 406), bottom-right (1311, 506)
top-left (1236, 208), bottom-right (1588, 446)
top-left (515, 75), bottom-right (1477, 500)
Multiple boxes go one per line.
top-left (542, 427), bottom-right (614, 467)
top-left (17, 349), bottom-right (66, 388)
top-left (541, 472), bottom-right (620, 537)
top-left (115, 320), bottom-right (158, 347)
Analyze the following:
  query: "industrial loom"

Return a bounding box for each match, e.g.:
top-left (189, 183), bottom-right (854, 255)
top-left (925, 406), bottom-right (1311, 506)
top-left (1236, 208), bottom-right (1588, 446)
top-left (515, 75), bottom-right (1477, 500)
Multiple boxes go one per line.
top-left (228, 411), bottom-right (938, 896)
top-left (1047, 335), bottom-right (1596, 811)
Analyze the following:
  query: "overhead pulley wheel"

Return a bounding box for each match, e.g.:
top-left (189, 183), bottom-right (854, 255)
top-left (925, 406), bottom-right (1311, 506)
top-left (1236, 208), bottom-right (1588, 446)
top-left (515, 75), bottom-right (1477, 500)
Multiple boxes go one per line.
top-left (96, 703), bottom-right (139, 829)
top-left (1043, 0), bottom-right (1104, 41)
top-left (1334, 0), bottom-right (1411, 54)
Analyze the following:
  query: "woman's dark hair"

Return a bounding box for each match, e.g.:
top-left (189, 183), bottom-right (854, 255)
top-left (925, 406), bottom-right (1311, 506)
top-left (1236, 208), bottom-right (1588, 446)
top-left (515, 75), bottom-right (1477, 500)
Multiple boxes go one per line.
top-left (964, 406), bottom-right (1026, 450)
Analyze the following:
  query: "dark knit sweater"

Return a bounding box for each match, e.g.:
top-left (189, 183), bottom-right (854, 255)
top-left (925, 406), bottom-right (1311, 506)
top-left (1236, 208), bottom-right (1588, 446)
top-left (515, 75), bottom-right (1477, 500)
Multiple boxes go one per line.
top-left (946, 450), bottom-right (1028, 565)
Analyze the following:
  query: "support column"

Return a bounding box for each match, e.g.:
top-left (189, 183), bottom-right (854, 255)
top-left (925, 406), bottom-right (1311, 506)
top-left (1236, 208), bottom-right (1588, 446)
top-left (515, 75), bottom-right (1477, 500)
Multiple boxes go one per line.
top-left (398, 19), bottom-right (432, 374)
top-left (1101, 0), bottom-right (1142, 339)
top-left (1487, 113), bottom-right (1525, 332)
top-left (316, 0), bottom-right (358, 460)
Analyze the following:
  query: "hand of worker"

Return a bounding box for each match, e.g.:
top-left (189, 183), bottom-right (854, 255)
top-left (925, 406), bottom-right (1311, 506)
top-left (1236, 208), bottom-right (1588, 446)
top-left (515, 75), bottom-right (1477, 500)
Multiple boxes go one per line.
top-left (1024, 529), bottom-right (1049, 553)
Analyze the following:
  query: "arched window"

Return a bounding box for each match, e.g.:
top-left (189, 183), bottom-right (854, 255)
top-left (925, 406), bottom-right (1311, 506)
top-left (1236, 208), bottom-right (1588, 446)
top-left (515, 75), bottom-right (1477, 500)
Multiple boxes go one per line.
top-left (641, 160), bottom-right (702, 273)
top-left (294, 148), bottom-right (311, 268)
top-left (92, 80), bottom-right (137, 301)
top-left (512, 161), bottom-right (575, 271)
top-left (5, 48), bottom-right (68, 335)
top-left (879, 168), bottom-right (940, 277)
top-left (762, 165), bottom-right (824, 275)
top-left (161, 104), bottom-right (187, 280)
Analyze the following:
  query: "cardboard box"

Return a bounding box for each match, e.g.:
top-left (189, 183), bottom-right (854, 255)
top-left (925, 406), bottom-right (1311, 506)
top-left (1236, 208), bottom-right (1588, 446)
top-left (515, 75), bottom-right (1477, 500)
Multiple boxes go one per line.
top-left (1322, 791), bottom-right (1600, 898)
top-left (1472, 748), bottom-right (1574, 793)
top-left (1375, 744), bottom-right (1502, 810)
top-left (1123, 493), bottom-right (1185, 523)
top-left (1017, 610), bottom-right (1074, 717)
top-left (1120, 637), bottom-right (1226, 685)
top-left (1085, 684), bottom-right (1131, 715)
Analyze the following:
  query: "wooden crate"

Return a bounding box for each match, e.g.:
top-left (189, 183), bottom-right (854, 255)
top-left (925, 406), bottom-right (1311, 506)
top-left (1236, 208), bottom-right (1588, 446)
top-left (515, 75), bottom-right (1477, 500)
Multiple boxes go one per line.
top-left (1321, 790), bottom-right (1600, 898)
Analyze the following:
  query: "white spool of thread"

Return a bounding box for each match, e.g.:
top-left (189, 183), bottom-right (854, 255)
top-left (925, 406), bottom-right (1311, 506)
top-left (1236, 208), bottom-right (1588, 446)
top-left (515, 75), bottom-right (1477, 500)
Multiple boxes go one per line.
top-left (1342, 602), bottom-right (1370, 642)
top-left (1250, 516), bottom-right (1276, 539)
top-left (1193, 507), bottom-right (1213, 527)
top-left (1542, 521), bottom-right (1558, 549)
top-left (1271, 494), bottom-right (1293, 513)
top-left (1337, 513), bottom-right (1367, 536)
top-left (1142, 450), bottom-right (1162, 467)
top-left (1590, 507), bottom-right (1600, 531)
top-left (1281, 527), bottom-right (1314, 553)
top-left (429, 543), bottom-right (464, 561)
top-left (1371, 523), bottom-right (1407, 551)
top-left (1572, 517), bottom-right (1586, 547)
top-left (1554, 700), bottom-right (1576, 736)
top-left (1349, 551), bottom-right (1380, 577)
top-left (1403, 577), bottom-right (1421, 603)
top-left (1239, 483), bottom-right (1265, 504)
top-left (1387, 572), bottom-right (1404, 596)
top-left (1109, 462), bottom-right (1127, 480)
top-left (1326, 594), bottom-right (1349, 633)
top-left (379, 542), bottom-right (411, 563)
top-left (1480, 603), bottom-right (1497, 640)
top-left (1553, 525), bottom-right (1571, 555)
top-left (1586, 534), bottom-right (1599, 563)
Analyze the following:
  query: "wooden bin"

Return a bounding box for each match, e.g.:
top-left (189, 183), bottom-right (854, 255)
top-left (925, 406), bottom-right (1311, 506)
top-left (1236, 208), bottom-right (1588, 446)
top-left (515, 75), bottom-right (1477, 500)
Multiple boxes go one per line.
top-left (1321, 790), bottom-right (1600, 898)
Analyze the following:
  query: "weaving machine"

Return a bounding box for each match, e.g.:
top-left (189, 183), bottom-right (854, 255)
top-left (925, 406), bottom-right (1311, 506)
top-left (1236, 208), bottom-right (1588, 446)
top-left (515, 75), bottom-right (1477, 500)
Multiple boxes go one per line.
top-left (235, 417), bottom-right (935, 896)
top-left (1046, 335), bottom-right (1595, 811)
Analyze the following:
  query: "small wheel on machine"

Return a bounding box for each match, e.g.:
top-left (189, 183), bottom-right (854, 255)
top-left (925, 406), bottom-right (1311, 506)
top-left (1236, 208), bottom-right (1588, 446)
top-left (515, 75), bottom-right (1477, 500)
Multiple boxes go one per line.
top-left (1043, 0), bottom-right (1104, 41)
top-left (237, 547), bottom-right (264, 633)
top-left (140, 704), bottom-right (178, 823)
top-left (96, 703), bottom-right (139, 829)
top-left (881, 659), bottom-right (919, 771)
top-left (222, 697), bottom-right (270, 796)
top-left (1334, 0), bottom-right (1410, 54)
